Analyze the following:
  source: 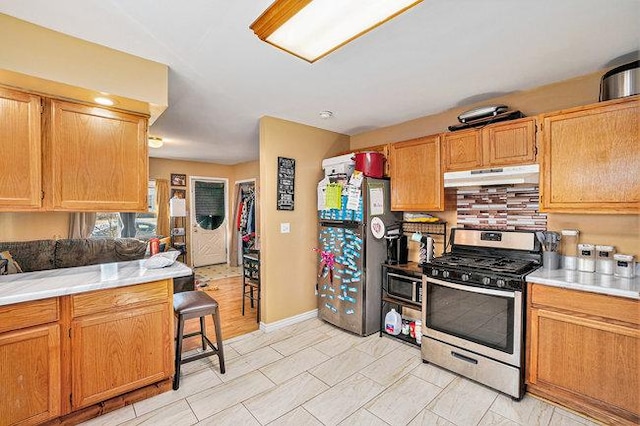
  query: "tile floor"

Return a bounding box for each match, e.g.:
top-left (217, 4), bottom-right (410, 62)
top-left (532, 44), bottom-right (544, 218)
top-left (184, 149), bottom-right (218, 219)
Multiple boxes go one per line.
top-left (194, 264), bottom-right (242, 287)
top-left (80, 318), bottom-right (600, 426)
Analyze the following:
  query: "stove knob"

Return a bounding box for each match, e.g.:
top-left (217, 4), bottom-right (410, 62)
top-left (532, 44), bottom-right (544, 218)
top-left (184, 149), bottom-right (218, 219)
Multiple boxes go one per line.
top-left (442, 270), bottom-right (450, 279)
top-left (496, 279), bottom-right (506, 288)
top-left (461, 273), bottom-right (470, 282)
top-left (482, 277), bottom-right (491, 286)
top-left (431, 268), bottom-right (439, 277)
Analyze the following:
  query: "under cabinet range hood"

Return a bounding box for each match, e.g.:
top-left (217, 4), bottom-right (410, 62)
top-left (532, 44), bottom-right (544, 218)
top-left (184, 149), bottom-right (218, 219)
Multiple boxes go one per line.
top-left (444, 164), bottom-right (540, 188)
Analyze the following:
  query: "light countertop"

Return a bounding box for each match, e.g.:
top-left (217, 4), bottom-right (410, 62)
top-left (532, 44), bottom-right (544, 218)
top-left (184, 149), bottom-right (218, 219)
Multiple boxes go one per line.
top-left (0, 260), bottom-right (192, 306)
top-left (526, 267), bottom-right (639, 300)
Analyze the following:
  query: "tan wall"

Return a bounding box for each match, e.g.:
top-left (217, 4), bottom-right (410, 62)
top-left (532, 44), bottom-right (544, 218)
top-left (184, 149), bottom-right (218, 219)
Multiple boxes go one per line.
top-left (351, 70), bottom-right (640, 258)
top-left (259, 116), bottom-right (350, 324)
top-left (0, 13), bottom-right (168, 122)
top-left (0, 212), bottom-right (69, 241)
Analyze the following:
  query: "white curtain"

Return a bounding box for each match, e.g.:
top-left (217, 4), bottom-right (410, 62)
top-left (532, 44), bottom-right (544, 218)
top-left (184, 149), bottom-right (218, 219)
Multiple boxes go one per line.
top-left (68, 212), bottom-right (97, 238)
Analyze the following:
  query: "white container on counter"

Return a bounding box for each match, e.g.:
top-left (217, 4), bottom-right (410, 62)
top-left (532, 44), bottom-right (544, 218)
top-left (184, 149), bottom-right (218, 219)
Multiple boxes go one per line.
top-left (595, 245), bottom-right (616, 275)
top-left (614, 254), bottom-right (636, 278)
top-left (561, 229), bottom-right (579, 270)
top-left (577, 244), bottom-right (595, 272)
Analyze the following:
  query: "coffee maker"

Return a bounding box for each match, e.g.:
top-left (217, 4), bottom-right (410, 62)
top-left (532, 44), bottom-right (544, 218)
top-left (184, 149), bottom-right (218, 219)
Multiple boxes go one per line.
top-left (386, 234), bottom-right (408, 264)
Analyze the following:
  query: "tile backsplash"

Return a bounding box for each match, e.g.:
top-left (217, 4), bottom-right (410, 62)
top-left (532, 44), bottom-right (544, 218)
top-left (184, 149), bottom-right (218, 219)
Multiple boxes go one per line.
top-left (456, 185), bottom-right (547, 231)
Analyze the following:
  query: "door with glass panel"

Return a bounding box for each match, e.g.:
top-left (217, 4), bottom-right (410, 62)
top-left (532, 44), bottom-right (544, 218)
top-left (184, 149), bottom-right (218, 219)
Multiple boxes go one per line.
top-left (190, 177), bottom-right (228, 267)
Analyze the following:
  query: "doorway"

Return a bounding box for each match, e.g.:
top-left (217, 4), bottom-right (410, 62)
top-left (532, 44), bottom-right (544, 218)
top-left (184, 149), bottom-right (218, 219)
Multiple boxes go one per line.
top-left (189, 177), bottom-right (228, 267)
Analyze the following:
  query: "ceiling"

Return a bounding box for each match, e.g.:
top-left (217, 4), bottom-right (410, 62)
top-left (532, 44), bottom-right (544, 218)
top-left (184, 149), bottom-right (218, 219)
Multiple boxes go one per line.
top-left (1, 1), bottom-right (638, 164)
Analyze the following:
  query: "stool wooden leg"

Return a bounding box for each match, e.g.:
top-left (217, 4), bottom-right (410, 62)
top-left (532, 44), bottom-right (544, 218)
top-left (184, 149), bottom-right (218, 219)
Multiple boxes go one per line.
top-left (250, 287), bottom-right (254, 308)
top-left (212, 310), bottom-right (225, 374)
top-left (256, 287), bottom-right (260, 323)
top-left (173, 314), bottom-right (185, 390)
top-left (199, 316), bottom-right (207, 351)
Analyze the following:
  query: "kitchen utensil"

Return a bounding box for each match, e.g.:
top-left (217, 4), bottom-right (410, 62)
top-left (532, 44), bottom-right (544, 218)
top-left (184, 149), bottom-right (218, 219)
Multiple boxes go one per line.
top-left (600, 60), bottom-right (640, 101)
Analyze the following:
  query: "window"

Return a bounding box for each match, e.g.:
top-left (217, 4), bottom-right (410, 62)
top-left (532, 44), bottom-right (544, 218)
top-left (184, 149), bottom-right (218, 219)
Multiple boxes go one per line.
top-left (91, 181), bottom-right (158, 239)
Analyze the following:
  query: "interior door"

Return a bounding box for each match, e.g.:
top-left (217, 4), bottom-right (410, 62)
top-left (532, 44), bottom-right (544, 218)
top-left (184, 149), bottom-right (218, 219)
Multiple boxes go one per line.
top-left (190, 178), bottom-right (227, 267)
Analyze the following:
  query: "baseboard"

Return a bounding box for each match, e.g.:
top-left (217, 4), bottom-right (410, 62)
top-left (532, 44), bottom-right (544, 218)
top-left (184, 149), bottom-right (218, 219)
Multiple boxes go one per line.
top-left (260, 309), bottom-right (318, 333)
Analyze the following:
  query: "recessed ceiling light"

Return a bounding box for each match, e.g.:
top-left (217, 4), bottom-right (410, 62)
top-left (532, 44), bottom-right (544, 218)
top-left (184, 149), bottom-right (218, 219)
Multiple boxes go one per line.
top-left (94, 96), bottom-right (115, 106)
top-left (319, 111), bottom-right (334, 119)
top-left (148, 137), bottom-right (164, 148)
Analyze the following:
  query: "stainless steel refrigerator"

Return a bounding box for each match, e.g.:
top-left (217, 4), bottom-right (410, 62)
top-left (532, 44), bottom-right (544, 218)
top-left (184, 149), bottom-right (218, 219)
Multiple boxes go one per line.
top-left (317, 177), bottom-right (399, 336)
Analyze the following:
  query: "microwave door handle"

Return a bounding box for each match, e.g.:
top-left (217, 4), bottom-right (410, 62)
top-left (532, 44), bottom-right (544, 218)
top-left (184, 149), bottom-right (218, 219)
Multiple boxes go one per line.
top-left (387, 272), bottom-right (421, 283)
top-left (426, 277), bottom-right (516, 299)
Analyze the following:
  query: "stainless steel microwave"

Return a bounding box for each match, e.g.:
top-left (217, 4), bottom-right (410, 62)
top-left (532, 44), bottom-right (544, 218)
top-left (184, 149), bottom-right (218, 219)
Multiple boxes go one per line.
top-left (385, 271), bottom-right (422, 304)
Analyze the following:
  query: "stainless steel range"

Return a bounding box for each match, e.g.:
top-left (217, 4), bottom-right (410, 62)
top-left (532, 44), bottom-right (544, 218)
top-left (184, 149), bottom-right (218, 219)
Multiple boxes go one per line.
top-left (421, 229), bottom-right (542, 399)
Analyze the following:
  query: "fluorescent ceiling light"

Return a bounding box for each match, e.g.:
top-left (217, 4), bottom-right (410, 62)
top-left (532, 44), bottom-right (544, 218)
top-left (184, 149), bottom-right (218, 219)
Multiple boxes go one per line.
top-left (250, 0), bottom-right (422, 63)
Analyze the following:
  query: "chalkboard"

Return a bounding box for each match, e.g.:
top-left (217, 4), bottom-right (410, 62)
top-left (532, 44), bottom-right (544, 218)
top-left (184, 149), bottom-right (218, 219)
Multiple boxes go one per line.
top-left (277, 157), bottom-right (295, 211)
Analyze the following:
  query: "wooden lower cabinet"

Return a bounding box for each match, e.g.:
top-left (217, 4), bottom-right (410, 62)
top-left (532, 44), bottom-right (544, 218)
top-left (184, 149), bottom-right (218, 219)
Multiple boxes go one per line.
top-left (71, 304), bottom-right (172, 409)
top-left (0, 280), bottom-right (173, 425)
top-left (527, 283), bottom-right (640, 425)
top-left (69, 280), bottom-right (173, 410)
top-left (0, 324), bottom-right (61, 426)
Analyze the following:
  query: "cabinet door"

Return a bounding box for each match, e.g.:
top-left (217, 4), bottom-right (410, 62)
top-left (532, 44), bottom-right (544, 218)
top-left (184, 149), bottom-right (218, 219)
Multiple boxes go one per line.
top-left (483, 118), bottom-right (536, 166)
top-left (46, 100), bottom-right (148, 212)
top-left (0, 324), bottom-right (61, 425)
top-left (442, 129), bottom-right (482, 172)
top-left (528, 307), bottom-right (639, 419)
top-left (540, 98), bottom-right (639, 213)
top-left (0, 87), bottom-right (42, 211)
top-left (389, 135), bottom-right (444, 211)
top-left (70, 304), bottom-right (172, 409)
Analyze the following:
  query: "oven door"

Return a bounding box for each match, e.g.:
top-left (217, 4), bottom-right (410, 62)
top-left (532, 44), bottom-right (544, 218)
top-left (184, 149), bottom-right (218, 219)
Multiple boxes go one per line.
top-left (386, 272), bottom-right (420, 304)
top-left (424, 277), bottom-right (522, 367)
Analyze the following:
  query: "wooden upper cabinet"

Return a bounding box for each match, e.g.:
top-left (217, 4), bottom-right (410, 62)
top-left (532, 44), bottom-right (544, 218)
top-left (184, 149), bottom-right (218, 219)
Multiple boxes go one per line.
top-left (483, 118), bottom-right (536, 166)
top-left (389, 135), bottom-right (444, 211)
top-left (442, 129), bottom-right (482, 172)
top-left (539, 97), bottom-right (639, 213)
top-left (442, 117), bottom-right (537, 172)
top-left (0, 87), bottom-right (42, 211)
top-left (45, 100), bottom-right (149, 212)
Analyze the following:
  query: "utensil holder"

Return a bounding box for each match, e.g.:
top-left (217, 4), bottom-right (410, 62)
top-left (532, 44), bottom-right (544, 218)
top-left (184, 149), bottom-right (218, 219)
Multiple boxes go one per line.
top-left (543, 252), bottom-right (560, 270)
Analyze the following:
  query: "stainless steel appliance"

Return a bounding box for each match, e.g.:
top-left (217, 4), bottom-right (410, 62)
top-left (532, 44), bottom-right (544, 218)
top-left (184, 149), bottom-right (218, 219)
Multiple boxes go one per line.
top-left (385, 270), bottom-right (422, 304)
top-left (317, 178), bottom-right (400, 335)
top-left (600, 60), bottom-right (640, 101)
top-left (422, 229), bottom-right (542, 399)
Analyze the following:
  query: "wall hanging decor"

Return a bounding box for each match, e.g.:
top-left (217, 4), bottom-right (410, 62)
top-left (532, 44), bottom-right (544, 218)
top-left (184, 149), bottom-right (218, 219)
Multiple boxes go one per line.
top-left (170, 173), bottom-right (186, 186)
top-left (277, 157), bottom-right (295, 210)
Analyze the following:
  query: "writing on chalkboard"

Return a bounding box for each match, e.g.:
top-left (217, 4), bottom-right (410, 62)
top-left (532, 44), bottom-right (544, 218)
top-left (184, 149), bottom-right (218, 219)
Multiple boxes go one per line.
top-left (277, 157), bottom-right (295, 210)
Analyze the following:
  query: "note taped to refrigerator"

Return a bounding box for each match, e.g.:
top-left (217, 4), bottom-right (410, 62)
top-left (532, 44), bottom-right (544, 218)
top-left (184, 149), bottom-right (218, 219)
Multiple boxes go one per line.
top-left (346, 186), bottom-right (361, 210)
top-left (368, 184), bottom-right (385, 216)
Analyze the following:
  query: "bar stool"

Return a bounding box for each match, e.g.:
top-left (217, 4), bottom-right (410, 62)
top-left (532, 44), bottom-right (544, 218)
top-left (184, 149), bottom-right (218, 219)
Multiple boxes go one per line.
top-left (173, 291), bottom-right (225, 390)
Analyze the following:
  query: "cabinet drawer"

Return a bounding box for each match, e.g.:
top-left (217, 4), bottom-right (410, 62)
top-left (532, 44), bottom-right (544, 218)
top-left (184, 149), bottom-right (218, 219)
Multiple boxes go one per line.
top-left (529, 283), bottom-right (639, 326)
top-left (0, 298), bottom-right (59, 333)
top-left (72, 280), bottom-right (171, 318)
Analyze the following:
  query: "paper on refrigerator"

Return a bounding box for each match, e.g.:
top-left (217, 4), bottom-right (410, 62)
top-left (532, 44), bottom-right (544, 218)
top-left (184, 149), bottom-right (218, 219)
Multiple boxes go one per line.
top-left (317, 177), bottom-right (329, 210)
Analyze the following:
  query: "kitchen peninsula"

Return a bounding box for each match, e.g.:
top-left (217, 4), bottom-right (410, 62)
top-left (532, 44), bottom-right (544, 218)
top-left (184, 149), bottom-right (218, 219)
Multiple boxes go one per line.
top-left (0, 261), bottom-right (191, 425)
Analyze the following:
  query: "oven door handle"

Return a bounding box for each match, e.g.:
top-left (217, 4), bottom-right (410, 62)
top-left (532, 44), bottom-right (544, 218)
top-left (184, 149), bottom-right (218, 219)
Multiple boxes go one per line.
top-left (426, 277), bottom-right (516, 298)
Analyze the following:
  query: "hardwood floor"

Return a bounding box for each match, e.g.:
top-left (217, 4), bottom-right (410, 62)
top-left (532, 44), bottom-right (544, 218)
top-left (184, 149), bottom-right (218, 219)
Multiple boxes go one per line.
top-left (180, 275), bottom-right (259, 352)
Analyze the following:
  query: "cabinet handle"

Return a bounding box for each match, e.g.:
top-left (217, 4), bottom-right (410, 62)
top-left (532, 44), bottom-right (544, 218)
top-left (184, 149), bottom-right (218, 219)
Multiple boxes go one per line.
top-left (451, 351), bottom-right (478, 364)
